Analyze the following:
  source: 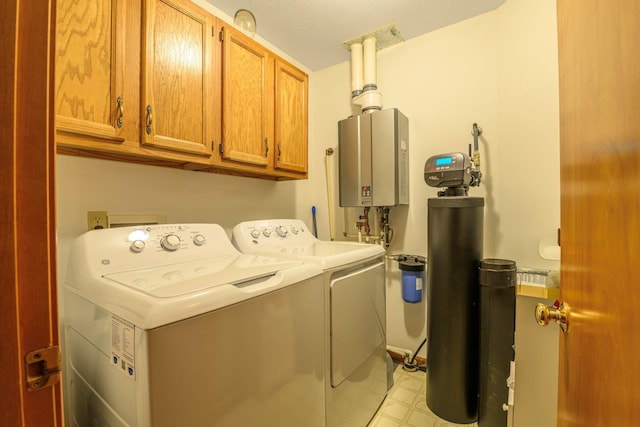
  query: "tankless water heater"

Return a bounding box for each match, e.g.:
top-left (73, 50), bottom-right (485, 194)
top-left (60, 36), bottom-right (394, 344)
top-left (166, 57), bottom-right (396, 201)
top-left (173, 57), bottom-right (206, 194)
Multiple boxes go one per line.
top-left (338, 108), bottom-right (409, 207)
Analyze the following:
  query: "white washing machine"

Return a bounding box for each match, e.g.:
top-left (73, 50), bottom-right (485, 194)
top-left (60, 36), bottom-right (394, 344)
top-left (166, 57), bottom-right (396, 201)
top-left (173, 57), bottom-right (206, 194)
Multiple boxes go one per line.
top-left (232, 219), bottom-right (387, 427)
top-left (62, 224), bottom-right (326, 427)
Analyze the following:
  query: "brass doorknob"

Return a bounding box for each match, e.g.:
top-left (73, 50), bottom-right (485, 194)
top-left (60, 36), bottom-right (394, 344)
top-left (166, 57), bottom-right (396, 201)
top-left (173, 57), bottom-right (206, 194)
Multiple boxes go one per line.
top-left (535, 300), bottom-right (570, 332)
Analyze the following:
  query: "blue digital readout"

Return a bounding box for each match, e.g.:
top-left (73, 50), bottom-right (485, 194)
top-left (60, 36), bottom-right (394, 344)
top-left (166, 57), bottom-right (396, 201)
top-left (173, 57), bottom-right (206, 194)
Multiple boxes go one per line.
top-left (435, 157), bottom-right (453, 166)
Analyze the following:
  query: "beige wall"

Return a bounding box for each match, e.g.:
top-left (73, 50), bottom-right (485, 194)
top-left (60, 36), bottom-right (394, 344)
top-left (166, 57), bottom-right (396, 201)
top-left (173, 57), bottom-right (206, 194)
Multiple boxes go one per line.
top-left (497, 2), bottom-right (560, 425)
top-left (299, 0), bottom-right (559, 346)
top-left (496, 0), bottom-right (560, 268)
top-left (298, 0), bottom-right (560, 425)
top-left (298, 7), bottom-right (502, 355)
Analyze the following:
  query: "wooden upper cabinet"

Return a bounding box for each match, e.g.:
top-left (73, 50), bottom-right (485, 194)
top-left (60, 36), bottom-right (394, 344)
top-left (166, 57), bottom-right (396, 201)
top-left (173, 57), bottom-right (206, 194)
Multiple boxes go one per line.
top-left (274, 59), bottom-right (308, 174)
top-left (55, 0), bottom-right (307, 179)
top-left (55, 0), bottom-right (125, 143)
top-left (141, 0), bottom-right (214, 157)
top-left (219, 25), bottom-right (273, 168)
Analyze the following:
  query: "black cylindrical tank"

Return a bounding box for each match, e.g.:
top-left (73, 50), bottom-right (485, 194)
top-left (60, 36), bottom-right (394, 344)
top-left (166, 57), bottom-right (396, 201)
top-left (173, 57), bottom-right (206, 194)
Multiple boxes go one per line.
top-left (478, 258), bottom-right (517, 427)
top-left (426, 196), bottom-right (484, 423)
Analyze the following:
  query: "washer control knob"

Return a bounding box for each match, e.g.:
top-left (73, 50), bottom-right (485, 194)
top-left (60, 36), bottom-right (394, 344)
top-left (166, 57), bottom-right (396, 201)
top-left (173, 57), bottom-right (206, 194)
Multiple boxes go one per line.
top-left (263, 228), bottom-right (272, 237)
top-left (275, 225), bottom-right (288, 238)
top-left (250, 229), bottom-right (261, 239)
top-left (160, 234), bottom-right (181, 251)
top-left (130, 240), bottom-right (146, 253)
top-left (291, 226), bottom-right (299, 235)
top-left (193, 234), bottom-right (206, 246)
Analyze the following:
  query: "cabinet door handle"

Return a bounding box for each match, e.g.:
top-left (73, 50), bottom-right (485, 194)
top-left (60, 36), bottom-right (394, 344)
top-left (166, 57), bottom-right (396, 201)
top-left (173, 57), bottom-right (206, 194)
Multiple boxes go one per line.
top-left (277, 142), bottom-right (282, 161)
top-left (116, 97), bottom-right (124, 128)
top-left (264, 138), bottom-right (269, 157)
top-left (145, 105), bottom-right (153, 135)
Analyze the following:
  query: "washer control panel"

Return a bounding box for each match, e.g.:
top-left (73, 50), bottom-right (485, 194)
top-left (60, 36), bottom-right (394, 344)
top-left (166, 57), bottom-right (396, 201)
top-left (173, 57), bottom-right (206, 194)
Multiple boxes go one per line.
top-left (124, 224), bottom-right (211, 254)
top-left (74, 223), bottom-right (238, 278)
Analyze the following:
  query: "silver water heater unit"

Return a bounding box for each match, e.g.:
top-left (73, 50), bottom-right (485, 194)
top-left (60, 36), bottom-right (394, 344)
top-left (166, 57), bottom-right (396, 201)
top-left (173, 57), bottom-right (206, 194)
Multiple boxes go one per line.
top-left (338, 108), bottom-right (409, 207)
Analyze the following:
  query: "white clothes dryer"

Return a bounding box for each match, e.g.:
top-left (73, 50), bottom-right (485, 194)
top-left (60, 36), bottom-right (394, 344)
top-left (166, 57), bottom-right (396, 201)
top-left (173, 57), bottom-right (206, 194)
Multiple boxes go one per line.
top-left (232, 219), bottom-right (387, 427)
top-left (62, 224), bottom-right (325, 427)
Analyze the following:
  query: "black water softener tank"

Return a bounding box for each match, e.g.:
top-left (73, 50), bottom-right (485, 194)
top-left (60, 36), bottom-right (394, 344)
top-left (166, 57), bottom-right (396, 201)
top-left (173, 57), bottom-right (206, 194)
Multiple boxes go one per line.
top-left (426, 196), bottom-right (484, 423)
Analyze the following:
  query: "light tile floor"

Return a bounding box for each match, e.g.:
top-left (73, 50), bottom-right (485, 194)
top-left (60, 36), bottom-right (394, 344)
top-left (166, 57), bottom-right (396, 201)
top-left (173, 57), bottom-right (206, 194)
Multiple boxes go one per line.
top-left (369, 364), bottom-right (478, 427)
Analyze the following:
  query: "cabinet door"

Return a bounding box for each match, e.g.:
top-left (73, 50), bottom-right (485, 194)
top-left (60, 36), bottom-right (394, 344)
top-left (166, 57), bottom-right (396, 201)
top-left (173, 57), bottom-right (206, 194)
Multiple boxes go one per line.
top-left (141, 0), bottom-right (213, 157)
top-left (274, 59), bottom-right (308, 174)
top-left (220, 26), bottom-right (273, 167)
top-left (55, 0), bottom-right (125, 143)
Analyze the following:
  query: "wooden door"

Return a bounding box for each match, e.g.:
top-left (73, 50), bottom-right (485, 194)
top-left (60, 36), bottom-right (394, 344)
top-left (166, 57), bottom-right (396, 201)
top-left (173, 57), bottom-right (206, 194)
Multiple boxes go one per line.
top-left (557, 0), bottom-right (640, 425)
top-left (1, 0), bottom-right (63, 425)
top-left (55, 0), bottom-right (126, 143)
top-left (141, 0), bottom-right (214, 157)
top-left (274, 58), bottom-right (308, 174)
top-left (220, 25), bottom-right (273, 168)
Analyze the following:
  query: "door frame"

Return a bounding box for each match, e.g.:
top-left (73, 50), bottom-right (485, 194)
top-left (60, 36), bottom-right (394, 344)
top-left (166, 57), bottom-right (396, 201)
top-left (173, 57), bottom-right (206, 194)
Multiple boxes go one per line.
top-left (0, 0), bottom-right (63, 425)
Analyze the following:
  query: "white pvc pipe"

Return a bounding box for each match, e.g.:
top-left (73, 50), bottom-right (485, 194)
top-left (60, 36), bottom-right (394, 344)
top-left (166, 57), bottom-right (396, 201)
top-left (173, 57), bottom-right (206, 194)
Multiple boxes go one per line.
top-left (363, 37), bottom-right (377, 89)
top-left (350, 42), bottom-right (364, 96)
top-left (325, 151), bottom-right (335, 241)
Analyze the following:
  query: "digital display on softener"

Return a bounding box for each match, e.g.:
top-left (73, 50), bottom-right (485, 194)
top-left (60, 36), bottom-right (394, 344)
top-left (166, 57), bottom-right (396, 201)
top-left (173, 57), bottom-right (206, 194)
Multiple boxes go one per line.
top-left (435, 157), bottom-right (453, 167)
top-left (424, 152), bottom-right (471, 188)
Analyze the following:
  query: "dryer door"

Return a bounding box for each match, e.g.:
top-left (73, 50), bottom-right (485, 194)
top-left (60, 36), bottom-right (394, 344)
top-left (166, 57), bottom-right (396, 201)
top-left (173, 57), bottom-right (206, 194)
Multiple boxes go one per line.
top-left (330, 261), bottom-right (385, 387)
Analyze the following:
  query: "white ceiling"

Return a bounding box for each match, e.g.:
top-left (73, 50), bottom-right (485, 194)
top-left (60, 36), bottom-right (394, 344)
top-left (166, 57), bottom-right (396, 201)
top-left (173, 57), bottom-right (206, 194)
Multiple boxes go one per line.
top-left (206, 0), bottom-right (506, 71)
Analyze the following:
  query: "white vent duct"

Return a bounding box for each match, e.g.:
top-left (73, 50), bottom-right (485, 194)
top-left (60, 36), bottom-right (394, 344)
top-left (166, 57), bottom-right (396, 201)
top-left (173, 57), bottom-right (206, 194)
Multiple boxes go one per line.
top-left (343, 23), bottom-right (404, 113)
top-left (350, 42), bottom-right (364, 97)
top-left (352, 36), bottom-right (381, 112)
top-left (363, 37), bottom-right (377, 92)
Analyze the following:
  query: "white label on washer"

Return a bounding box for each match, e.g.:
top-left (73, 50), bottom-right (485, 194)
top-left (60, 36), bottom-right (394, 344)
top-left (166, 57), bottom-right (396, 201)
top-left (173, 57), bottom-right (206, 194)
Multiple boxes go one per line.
top-left (416, 277), bottom-right (423, 291)
top-left (111, 315), bottom-right (136, 379)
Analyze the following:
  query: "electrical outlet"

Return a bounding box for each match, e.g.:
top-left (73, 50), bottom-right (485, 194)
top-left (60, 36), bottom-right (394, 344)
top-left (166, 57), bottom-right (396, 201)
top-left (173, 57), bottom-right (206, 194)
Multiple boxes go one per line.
top-left (87, 211), bottom-right (108, 231)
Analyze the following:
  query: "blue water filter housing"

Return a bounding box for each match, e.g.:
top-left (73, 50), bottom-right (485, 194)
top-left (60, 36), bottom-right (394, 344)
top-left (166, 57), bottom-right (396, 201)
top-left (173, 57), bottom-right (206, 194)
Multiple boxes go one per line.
top-left (399, 257), bottom-right (426, 303)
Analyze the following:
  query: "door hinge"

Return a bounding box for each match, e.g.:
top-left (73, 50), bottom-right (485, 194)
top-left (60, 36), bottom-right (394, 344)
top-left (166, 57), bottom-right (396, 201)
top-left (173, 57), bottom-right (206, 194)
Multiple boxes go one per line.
top-left (25, 345), bottom-right (61, 391)
top-left (219, 28), bottom-right (225, 42)
top-left (219, 141), bottom-right (224, 154)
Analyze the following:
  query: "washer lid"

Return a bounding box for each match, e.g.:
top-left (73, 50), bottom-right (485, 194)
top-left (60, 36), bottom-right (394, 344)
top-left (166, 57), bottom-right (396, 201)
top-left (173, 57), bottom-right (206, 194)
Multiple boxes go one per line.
top-left (103, 255), bottom-right (299, 298)
top-left (67, 256), bottom-right (322, 329)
